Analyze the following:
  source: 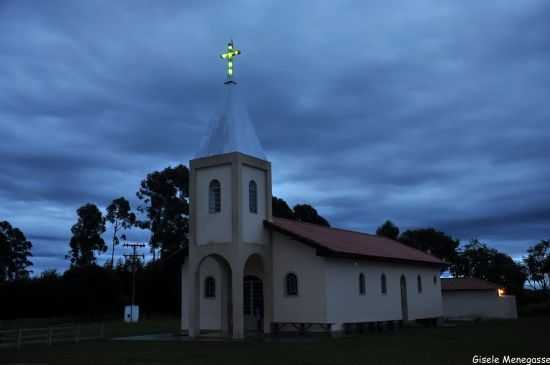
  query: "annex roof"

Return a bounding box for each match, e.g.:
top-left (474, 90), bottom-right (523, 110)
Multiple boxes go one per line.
top-left (441, 277), bottom-right (500, 291)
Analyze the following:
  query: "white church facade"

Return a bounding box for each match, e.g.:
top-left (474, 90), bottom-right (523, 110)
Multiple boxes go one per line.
top-left (180, 149), bottom-right (444, 339)
top-left (180, 42), bottom-right (445, 339)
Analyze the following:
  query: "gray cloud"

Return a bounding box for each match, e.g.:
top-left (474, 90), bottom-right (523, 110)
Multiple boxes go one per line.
top-left (1, 0), bottom-right (549, 273)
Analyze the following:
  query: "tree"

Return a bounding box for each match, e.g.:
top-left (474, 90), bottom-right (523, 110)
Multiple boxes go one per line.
top-left (67, 203), bottom-right (107, 268)
top-left (293, 204), bottom-right (330, 227)
top-left (376, 220), bottom-right (400, 240)
top-left (0, 220), bottom-right (33, 281)
top-left (523, 240), bottom-right (550, 291)
top-left (271, 197), bottom-right (330, 227)
top-left (453, 239), bottom-right (526, 294)
top-left (105, 197), bottom-right (136, 265)
top-left (137, 165), bottom-right (189, 258)
top-left (272, 196), bottom-right (295, 219)
top-left (399, 228), bottom-right (459, 264)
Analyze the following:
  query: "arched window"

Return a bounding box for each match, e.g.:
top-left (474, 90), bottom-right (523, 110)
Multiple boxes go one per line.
top-left (359, 273), bottom-right (366, 295)
top-left (204, 276), bottom-right (216, 298)
top-left (417, 275), bottom-right (423, 293)
top-left (209, 180), bottom-right (221, 213)
top-left (381, 273), bottom-right (387, 294)
top-left (433, 275), bottom-right (438, 285)
top-left (285, 273), bottom-right (298, 296)
top-left (249, 180), bottom-right (257, 213)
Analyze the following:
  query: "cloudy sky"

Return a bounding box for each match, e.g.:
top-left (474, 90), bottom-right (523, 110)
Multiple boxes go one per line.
top-left (1, 1), bottom-right (549, 274)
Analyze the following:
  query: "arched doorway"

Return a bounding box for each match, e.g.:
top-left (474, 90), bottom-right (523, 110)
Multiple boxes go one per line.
top-left (243, 254), bottom-right (265, 334)
top-left (243, 275), bottom-right (263, 332)
top-left (400, 275), bottom-right (408, 321)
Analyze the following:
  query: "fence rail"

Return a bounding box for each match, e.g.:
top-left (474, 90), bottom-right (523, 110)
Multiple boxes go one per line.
top-left (0, 322), bottom-right (104, 350)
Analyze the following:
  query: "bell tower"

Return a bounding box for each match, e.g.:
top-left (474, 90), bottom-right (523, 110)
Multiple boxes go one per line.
top-left (183, 41), bottom-right (273, 339)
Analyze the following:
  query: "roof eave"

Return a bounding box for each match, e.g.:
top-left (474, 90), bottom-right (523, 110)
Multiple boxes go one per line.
top-left (265, 220), bottom-right (446, 268)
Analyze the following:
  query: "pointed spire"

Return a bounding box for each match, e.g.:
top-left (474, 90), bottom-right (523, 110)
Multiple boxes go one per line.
top-left (195, 83), bottom-right (266, 160)
top-left (195, 41), bottom-right (266, 160)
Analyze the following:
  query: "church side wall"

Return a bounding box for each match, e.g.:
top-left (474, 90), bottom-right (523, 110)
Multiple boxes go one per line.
top-left (241, 165), bottom-right (268, 244)
top-left (195, 165), bottom-right (232, 245)
top-left (272, 232), bottom-right (327, 323)
top-left (324, 258), bottom-right (443, 323)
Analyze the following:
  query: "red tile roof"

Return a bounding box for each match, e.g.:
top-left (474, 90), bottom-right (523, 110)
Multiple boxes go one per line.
top-left (441, 277), bottom-right (500, 291)
top-left (265, 218), bottom-right (446, 266)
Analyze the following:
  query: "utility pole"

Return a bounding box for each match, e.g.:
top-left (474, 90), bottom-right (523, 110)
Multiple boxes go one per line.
top-left (123, 242), bottom-right (145, 322)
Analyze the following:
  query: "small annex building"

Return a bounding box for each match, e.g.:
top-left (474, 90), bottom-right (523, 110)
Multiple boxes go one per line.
top-left (441, 278), bottom-right (517, 320)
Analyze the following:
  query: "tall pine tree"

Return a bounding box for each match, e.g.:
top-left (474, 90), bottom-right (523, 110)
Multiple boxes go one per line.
top-left (67, 203), bottom-right (107, 267)
top-left (137, 165), bottom-right (189, 258)
top-left (105, 197), bottom-right (136, 265)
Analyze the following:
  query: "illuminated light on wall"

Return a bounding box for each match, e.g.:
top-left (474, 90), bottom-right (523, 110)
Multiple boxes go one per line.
top-left (498, 288), bottom-right (505, 297)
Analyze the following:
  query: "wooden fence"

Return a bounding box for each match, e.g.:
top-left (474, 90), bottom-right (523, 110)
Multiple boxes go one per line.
top-left (0, 323), bottom-right (104, 350)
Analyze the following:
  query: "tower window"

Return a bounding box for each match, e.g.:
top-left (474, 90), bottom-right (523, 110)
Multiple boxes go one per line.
top-left (381, 273), bottom-right (387, 295)
top-left (359, 273), bottom-right (366, 295)
top-left (249, 180), bottom-right (257, 213)
top-left (433, 275), bottom-right (438, 285)
top-left (285, 273), bottom-right (298, 296)
top-left (417, 275), bottom-right (423, 293)
top-left (204, 276), bottom-right (216, 298)
top-left (209, 179), bottom-right (221, 213)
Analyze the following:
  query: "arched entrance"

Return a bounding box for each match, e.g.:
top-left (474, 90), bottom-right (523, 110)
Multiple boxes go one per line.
top-left (243, 275), bottom-right (263, 332)
top-left (400, 275), bottom-right (408, 321)
top-left (243, 254), bottom-right (265, 334)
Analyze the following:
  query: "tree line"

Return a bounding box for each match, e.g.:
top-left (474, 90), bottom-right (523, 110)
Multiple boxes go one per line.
top-left (1, 165), bottom-right (549, 319)
top-left (0, 164), bottom-right (335, 319)
top-left (375, 220), bottom-right (544, 295)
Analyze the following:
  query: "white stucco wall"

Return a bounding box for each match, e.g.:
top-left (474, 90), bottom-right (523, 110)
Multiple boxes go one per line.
top-left (442, 291), bottom-right (517, 319)
top-left (324, 258), bottom-right (443, 323)
top-left (198, 256), bottom-right (223, 330)
top-left (272, 232), bottom-right (327, 323)
top-left (196, 165), bottom-right (232, 245)
top-left (241, 165), bottom-right (267, 244)
top-left (181, 257), bottom-right (225, 331)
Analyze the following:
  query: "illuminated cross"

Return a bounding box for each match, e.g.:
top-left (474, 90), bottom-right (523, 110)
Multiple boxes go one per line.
top-left (220, 40), bottom-right (241, 84)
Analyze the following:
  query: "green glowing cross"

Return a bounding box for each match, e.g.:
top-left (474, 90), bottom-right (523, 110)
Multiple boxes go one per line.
top-left (220, 40), bottom-right (241, 83)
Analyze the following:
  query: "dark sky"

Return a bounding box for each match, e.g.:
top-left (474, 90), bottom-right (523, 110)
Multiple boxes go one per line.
top-left (1, 1), bottom-right (549, 274)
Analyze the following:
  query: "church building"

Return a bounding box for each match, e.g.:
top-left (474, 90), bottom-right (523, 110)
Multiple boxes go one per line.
top-left (180, 42), bottom-right (445, 339)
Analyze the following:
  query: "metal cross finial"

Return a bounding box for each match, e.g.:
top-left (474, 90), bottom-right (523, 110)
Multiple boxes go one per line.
top-left (220, 40), bottom-right (241, 84)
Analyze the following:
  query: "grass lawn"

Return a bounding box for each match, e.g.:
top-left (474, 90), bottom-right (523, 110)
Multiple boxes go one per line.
top-left (2, 316), bottom-right (549, 365)
top-left (102, 317), bottom-right (181, 338)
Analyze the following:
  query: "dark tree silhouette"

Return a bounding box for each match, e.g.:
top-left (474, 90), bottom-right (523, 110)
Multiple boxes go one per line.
top-left (0, 220), bottom-right (33, 281)
top-left (293, 204), bottom-right (330, 227)
top-left (399, 228), bottom-right (459, 264)
top-left (376, 220), bottom-right (400, 240)
top-left (105, 197), bottom-right (136, 265)
top-left (453, 239), bottom-right (526, 294)
top-left (67, 203), bottom-right (107, 268)
top-left (137, 165), bottom-right (189, 258)
top-left (523, 239), bottom-right (550, 291)
top-left (272, 196), bottom-right (295, 219)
